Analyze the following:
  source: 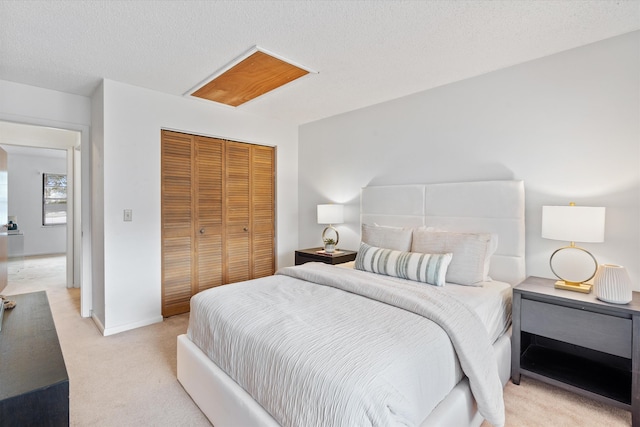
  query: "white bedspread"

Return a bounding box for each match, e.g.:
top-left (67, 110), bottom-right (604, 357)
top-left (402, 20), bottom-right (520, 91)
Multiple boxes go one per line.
top-left (188, 263), bottom-right (506, 427)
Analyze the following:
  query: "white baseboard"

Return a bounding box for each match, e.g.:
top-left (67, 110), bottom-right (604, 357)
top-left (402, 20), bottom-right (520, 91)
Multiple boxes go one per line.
top-left (101, 315), bottom-right (163, 336)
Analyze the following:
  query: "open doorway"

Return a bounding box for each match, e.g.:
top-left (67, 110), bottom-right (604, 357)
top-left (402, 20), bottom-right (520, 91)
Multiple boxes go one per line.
top-left (0, 121), bottom-right (83, 314)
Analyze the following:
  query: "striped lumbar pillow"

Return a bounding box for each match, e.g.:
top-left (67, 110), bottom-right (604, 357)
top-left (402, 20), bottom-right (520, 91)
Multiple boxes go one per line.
top-left (355, 242), bottom-right (452, 286)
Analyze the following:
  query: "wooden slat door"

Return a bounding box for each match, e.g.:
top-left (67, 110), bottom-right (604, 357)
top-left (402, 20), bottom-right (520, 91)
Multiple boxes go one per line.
top-left (225, 142), bottom-right (251, 284)
top-left (161, 131), bottom-right (194, 316)
top-left (224, 142), bottom-right (276, 283)
top-left (251, 145), bottom-right (275, 279)
top-left (162, 131), bottom-right (275, 316)
top-left (194, 136), bottom-right (224, 293)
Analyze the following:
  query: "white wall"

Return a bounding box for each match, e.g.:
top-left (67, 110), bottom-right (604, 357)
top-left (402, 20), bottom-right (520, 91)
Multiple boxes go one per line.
top-left (6, 151), bottom-right (67, 256)
top-left (94, 79), bottom-right (299, 335)
top-left (0, 80), bottom-right (91, 126)
top-left (299, 31), bottom-right (640, 289)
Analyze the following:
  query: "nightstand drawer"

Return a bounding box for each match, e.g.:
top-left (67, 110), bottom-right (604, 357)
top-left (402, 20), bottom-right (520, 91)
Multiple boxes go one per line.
top-left (521, 299), bottom-right (632, 358)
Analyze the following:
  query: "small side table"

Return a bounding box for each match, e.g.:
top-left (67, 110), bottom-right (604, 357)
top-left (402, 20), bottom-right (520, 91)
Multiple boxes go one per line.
top-left (294, 247), bottom-right (357, 266)
top-left (511, 276), bottom-right (640, 427)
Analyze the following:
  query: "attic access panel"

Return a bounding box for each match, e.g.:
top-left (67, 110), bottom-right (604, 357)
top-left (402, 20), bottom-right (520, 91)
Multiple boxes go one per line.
top-left (191, 49), bottom-right (311, 107)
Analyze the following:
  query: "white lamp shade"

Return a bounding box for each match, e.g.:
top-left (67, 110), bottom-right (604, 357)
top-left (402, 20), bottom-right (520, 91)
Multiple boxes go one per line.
top-left (317, 204), bottom-right (344, 224)
top-left (594, 264), bottom-right (633, 304)
top-left (541, 205), bottom-right (605, 243)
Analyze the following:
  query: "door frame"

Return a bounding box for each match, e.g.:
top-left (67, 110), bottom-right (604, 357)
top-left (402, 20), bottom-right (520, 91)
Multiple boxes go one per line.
top-left (0, 116), bottom-right (92, 317)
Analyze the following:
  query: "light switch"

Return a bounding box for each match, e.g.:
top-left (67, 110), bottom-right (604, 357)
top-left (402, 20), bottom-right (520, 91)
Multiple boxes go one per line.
top-left (124, 209), bottom-right (133, 222)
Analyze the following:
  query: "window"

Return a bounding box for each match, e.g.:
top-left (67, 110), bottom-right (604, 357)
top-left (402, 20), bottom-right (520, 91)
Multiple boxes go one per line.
top-left (43, 173), bottom-right (67, 225)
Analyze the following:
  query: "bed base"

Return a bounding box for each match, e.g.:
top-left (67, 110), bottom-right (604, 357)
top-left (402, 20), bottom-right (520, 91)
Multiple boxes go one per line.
top-left (177, 331), bottom-right (511, 427)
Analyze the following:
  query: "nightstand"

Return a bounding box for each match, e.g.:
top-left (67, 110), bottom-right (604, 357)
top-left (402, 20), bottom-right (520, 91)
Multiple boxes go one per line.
top-left (294, 247), bottom-right (357, 266)
top-left (511, 276), bottom-right (640, 427)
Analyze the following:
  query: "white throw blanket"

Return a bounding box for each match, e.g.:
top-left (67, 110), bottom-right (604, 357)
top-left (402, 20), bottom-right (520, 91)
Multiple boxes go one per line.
top-left (277, 263), bottom-right (505, 427)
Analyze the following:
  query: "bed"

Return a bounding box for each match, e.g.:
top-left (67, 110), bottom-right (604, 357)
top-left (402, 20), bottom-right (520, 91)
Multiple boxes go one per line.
top-left (177, 180), bottom-right (526, 427)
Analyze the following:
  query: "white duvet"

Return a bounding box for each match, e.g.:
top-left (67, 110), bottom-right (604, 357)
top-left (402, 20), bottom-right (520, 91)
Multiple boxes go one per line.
top-left (188, 263), bottom-right (507, 427)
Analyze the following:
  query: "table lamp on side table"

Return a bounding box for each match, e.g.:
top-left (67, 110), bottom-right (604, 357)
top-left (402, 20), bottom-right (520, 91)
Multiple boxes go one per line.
top-left (317, 204), bottom-right (343, 253)
top-left (541, 203), bottom-right (605, 293)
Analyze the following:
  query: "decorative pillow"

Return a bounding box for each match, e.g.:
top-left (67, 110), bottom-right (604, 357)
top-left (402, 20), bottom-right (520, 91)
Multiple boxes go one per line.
top-left (361, 224), bottom-right (413, 251)
top-left (354, 242), bottom-right (452, 286)
top-left (411, 230), bottom-right (497, 286)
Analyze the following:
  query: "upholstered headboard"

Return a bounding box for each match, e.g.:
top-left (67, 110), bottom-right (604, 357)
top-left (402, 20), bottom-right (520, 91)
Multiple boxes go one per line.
top-left (361, 180), bottom-right (525, 285)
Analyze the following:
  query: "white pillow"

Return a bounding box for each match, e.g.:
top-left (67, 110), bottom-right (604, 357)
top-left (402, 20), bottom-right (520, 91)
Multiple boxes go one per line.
top-left (411, 230), bottom-right (497, 286)
top-left (361, 224), bottom-right (413, 251)
top-left (354, 242), bottom-right (452, 287)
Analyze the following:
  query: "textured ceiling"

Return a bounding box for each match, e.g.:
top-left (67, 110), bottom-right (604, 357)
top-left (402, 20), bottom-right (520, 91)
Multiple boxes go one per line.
top-left (1, 1), bottom-right (638, 125)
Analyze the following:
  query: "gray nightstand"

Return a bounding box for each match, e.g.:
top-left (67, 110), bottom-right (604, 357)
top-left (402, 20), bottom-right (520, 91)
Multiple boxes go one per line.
top-left (511, 276), bottom-right (640, 427)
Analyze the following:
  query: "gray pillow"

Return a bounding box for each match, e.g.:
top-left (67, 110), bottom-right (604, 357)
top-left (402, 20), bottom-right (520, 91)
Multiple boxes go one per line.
top-left (361, 223), bottom-right (413, 251)
top-left (411, 230), bottom-right (497, 286)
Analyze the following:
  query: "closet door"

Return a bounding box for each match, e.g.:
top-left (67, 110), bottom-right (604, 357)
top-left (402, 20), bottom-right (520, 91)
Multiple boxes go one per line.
top-left (224, 142), bottom-right (275, 283)
top-left (225, 142), bottom-right (251, 284)
top-left (251, 145), bottom-right (275, 279)
top-left (162, 132), bottom-right (275, 316)
top-left (194, 136), bottom-right (224, 292)
top-left (161, 131), bottom-right (194, 317)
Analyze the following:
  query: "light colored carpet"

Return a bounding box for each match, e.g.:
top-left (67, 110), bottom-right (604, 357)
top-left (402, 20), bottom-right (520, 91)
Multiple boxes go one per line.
top-left (489, 376), bottom-right (631, 427)
top-left (3, 255), bottom-right (632, 426)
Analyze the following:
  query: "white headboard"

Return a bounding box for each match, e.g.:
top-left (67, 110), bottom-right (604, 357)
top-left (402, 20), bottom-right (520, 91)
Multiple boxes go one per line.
top-left (361, 180), bottom-right (525, 285)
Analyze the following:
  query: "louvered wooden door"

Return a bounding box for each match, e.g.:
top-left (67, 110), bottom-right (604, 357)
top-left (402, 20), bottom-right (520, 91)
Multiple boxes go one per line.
top-left (224, 143), bottom-right (275, 283)
top-left (161, 131), bottom-right (195, 316)
top-left (250, 145), bottom-right (275, 279)
top-left (194, 136), bottom-right (224, 293)
top-left (225, 142), bottom-right (251, 283)
top-left (161, 131), bottom-right (275, 316)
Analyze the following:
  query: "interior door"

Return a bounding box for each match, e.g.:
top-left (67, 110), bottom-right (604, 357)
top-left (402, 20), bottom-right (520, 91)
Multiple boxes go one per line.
top-left (225, 141), bottom-right (251, 284)
top-left (194, 136), bottom-right (224, 292)
top-left (161, 131), bottom-right (194, 317)
top-left (162, 132), bottom-right (275, 316)
top-left (250, 145), bottom-right (275, 279)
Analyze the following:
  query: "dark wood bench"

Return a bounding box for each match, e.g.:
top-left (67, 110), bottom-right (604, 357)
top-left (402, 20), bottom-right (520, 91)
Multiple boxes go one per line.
top-left (0, 291), bottom-right (69, 426)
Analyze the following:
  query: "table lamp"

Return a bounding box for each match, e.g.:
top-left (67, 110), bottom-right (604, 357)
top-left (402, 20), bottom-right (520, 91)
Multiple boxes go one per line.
top-left (541, 203), bottom-right (605, 293)
top-left (317, 204), bottom-right (344, 247)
